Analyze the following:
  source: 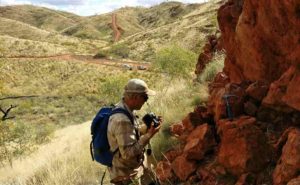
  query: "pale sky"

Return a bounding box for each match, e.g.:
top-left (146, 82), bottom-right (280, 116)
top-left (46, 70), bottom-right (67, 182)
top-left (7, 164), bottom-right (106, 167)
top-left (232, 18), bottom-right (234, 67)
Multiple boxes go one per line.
top-left (0, 0), bottom-right (207, 16)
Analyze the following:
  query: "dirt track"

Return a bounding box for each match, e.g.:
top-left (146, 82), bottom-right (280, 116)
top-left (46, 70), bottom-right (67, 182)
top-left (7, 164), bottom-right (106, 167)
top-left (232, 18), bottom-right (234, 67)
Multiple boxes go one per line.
top-left (112, 14), bottom-right (122, 42)
top-left (2, 54), bottom-right (151, 70)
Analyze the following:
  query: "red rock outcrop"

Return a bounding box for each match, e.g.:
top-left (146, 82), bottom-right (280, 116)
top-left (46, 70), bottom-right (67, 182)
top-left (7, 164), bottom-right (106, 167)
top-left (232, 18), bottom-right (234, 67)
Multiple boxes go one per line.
top-left (287, 176), bottom-right (300, 185)
top-left (263, 66), bottom-right (300, 112)
top-left (171, 154), bottom-right (197, 181)
top-left (208, 82), bottom-right (246, 122)
top-left (184, 124), bottom-right (216, 160)
top-left (219, 0), bottom-right (300, 83)
top-left (217, 116), bottom-right (271, 176)
top-left (155, 161), bottom-right (174, 182)
top-left (218, 0), bottom-right (300, 110)
top-left (156, 0), bottom-right (300, 184)
top-left (195, 35), bottom-right (222, 75)
top-left (273, 128), bottom-right (300, 185)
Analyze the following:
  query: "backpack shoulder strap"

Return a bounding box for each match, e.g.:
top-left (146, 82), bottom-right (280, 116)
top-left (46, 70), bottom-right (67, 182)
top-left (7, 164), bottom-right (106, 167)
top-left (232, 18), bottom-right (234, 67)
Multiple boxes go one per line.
top-left (111, 108), bottom-right (134, 124)
top-left (110, 107), bottom-right (139, 140)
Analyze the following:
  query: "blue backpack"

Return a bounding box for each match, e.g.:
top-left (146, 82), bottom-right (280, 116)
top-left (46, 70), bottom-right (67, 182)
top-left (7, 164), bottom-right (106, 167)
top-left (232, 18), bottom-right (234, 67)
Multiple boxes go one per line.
top-left (90, 106), bottom-right (133, 167)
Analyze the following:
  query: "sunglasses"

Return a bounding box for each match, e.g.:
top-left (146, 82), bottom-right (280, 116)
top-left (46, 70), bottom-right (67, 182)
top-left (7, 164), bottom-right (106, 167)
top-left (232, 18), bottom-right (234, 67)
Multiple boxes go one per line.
top-left (141, 94), bottom-right (148, 101)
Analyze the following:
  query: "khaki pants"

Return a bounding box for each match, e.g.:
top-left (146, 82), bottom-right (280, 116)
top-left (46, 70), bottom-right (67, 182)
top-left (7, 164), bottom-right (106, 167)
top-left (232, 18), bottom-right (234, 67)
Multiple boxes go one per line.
top-left (111, 150), bottom-right (159, 185)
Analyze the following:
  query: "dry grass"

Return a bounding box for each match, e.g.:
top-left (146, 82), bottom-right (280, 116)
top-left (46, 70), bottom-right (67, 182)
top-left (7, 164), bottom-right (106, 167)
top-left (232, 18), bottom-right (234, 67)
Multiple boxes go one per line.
top-left (0, 121), bottom-right (109, 185)
top-left (144, 78), bottom-right (209, 160)
top-left (0, 61), bottom-right (209, 184)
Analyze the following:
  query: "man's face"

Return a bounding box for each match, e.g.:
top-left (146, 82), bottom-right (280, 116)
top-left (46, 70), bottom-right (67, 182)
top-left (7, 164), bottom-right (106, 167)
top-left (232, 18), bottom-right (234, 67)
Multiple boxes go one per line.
top-left (133, 93), bottom-right (148, 110)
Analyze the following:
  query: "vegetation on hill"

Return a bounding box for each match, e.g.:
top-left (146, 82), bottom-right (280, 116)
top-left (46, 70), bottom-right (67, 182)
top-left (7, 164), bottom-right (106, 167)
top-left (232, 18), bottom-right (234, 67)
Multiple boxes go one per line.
top-left (0, 0), bottom-right (222, 59)
top-left (121, 0), bottom-right (223, 61)
top-left (0, 5), bottom-right (82, 32)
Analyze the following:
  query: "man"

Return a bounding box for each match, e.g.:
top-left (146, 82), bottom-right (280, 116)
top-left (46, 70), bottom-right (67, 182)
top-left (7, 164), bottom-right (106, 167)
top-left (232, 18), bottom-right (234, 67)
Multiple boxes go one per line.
top-left (107, 78), bottom-right (161, 185)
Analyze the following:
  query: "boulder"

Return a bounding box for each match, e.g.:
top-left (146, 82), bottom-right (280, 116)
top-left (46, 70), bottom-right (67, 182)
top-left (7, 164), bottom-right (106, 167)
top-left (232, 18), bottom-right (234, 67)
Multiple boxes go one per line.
top-left (208, 83), bottom-right (246, 122)
top-left (182, 111), bottom-right (205, 132)
top-left (184, 124), bottom-right (216, 160)
top-left (262, 66), bottom-right (297, 112)
top-left (155, 161), bottom-right (174, 183)
top-left (245, 80), bottom-right (269, 101)
top-left (170, 122), bottom-right (185, 136)
top-left (244, 100), bottom-right (258, 116)
top-left (171, 154), bottom-right (197, 181)
top-left (217, 116), bottom-right (271, 175)
top-left (235, 173), bottom-right (256, 185)
top-left (273, 128), bottom-right (300, 185)
top-left (287, 176), bottom-right (300, 185)
top-left (193, 105), bottom-right (213, 124)
top-left (208, 72), bottom-right (230, 94)
top-left (196, 167), bottom-right (218, 185)
top-left (164, 148), bottom-right (182, 163)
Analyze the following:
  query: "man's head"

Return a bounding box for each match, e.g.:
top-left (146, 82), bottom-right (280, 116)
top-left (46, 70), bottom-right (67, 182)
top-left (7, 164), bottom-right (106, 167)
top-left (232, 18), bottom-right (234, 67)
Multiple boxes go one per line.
top-left (123, 79), bottom-right (156, 110)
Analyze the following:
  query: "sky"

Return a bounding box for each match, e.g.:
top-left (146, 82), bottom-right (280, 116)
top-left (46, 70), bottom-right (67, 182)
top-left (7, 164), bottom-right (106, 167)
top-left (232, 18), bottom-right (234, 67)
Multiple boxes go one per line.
top-left (0, 0), bottom-right (207, 16)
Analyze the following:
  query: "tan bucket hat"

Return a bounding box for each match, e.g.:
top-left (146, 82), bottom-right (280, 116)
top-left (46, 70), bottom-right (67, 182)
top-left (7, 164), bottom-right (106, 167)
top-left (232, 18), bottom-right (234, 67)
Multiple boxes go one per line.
top-left (124, 79), bottom-right (156, 95)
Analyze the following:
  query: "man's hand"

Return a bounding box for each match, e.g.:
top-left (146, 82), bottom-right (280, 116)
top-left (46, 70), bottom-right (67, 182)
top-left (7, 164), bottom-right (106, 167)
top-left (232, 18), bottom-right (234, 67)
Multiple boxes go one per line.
top-left (147, 118), bottom-right (162, 137)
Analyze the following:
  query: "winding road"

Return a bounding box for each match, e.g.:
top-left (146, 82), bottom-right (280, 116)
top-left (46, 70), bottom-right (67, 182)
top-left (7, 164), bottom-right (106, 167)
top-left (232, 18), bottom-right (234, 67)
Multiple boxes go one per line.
top-left (2, 54), bottom-right (150, 70)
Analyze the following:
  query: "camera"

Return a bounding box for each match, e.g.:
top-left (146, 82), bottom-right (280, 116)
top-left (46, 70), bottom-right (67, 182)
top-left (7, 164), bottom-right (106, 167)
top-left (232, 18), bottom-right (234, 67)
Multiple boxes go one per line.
top-left (142, 112), bottom-right (160, 129)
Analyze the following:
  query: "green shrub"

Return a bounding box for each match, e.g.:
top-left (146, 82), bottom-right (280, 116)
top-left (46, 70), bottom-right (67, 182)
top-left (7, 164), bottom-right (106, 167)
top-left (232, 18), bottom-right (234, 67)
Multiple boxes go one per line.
top-left (191, 96), bottom-right (203, 107)
top-left (93, 50), bottom-right (109, 59)
top-left (0, 120), bottom-right (34, 166)
top-left (110, 43), bottom-right (130, 58)
top-left (153, 45), bottom-right (197, 78)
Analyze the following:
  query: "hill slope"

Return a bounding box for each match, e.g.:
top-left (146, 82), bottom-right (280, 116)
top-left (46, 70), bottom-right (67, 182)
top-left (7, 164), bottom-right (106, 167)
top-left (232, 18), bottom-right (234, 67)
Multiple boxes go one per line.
top-left (0, 0), bottom-right (223, 58)
top-left (0, 5), bottom-right (82, 32)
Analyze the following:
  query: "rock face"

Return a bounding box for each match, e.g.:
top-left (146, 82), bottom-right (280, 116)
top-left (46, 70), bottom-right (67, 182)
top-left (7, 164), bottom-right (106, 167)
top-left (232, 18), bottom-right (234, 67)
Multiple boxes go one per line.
top-left (287, 176), bottom-right (300, 185)
top-left (273, 128), bottom-right (300, 185)
top-left (171, 154), bottom-right (197, 181)
top-left (219, 0), bottom-right (300, 83)
top-left (155, 161), bottom-right (174, 182)
top-left (184, 124), bottom-right (216, 160)
top-left (157, 0), bottom-right (300, 184)
top-left (195, 35), bottom-right (222, 75)
top-left (262, 66), bottom-right (300, 112)
top-left (218, 0), bottom-right (300, 110)
top-left (217, 116), bottom-right (271, 176)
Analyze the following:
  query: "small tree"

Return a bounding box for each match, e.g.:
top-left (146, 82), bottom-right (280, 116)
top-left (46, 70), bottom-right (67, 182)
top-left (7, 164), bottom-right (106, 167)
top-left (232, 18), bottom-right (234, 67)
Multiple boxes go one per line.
top-left (153, 45), bottom-right (197, 78)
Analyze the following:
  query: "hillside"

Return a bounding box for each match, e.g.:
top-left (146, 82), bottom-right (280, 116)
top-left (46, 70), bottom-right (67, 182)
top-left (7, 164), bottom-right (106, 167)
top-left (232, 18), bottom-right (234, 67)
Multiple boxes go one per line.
top-left (0, 5), bottom-right (83, 32)
top-left (122, 0), bottom-right (223, 61)
top-left (0, 17), bottom-right (108, 57)
top-left (0, 0), bottom-right (222, 59)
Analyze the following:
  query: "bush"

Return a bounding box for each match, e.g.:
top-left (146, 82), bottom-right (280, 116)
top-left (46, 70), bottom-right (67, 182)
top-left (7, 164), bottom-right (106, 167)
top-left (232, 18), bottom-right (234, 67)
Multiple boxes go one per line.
top-left (0, 120), bottom-right (34, 166)
top-left (153, 45), bottom-right (197, 78)
top-left (93, 50), bottom-right (109, 59)
top-left (110, 43), bottom-right (130, 58)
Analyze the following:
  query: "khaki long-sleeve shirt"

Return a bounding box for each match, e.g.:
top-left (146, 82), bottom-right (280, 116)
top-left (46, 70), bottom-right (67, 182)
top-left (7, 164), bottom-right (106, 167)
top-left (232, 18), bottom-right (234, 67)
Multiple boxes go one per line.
top-left (107, 100), bottom-right (152, 181)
